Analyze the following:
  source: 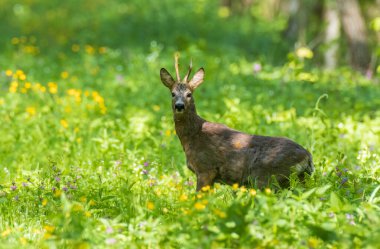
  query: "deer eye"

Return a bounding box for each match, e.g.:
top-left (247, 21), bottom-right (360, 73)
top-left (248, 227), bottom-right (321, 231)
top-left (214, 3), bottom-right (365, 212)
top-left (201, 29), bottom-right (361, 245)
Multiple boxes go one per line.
top-left (186, 93), bottom-right (192, 98)
top-left (171, 92), bottom-right (175, 97)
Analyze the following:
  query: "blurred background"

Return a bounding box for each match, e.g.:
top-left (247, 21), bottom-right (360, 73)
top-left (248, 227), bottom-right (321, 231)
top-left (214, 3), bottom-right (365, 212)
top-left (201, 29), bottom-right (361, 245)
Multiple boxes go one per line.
top-left (0, 0), bottom-right (379, 74)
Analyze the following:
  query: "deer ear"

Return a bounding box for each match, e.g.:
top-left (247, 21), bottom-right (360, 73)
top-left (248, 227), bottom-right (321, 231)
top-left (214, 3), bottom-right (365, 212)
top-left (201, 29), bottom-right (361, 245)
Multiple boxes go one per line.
top-left (188, 68), bottom-right (204, 90)
top-left (160, 68), bottom-right (175, 89)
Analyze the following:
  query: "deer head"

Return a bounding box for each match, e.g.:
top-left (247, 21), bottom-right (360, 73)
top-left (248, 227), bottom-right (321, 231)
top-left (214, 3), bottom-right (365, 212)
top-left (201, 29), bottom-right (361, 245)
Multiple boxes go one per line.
top-left (160, 54), bottom-right (204, 115)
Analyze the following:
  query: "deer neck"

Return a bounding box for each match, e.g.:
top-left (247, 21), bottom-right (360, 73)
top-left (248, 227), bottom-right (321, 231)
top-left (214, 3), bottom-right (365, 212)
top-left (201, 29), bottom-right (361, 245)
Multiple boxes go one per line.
top-left (174, 107), bottom-right (204, 142)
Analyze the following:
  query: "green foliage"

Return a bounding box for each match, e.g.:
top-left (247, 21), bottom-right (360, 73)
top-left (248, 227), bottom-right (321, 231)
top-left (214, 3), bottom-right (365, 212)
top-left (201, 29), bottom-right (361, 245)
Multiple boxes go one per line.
top-left (0, 0), bottom-right (380, 248)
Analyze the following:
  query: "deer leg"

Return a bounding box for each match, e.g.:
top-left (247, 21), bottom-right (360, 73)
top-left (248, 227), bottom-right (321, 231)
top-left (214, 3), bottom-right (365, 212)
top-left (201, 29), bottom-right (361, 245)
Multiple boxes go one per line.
top-left (196, 171), bottom-right (217, 191)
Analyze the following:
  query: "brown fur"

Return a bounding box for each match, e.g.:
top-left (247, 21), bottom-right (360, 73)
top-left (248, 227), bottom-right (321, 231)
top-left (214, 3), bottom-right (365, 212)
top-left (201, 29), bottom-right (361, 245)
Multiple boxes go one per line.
top-left (160, 60), bottom-right (314, 191)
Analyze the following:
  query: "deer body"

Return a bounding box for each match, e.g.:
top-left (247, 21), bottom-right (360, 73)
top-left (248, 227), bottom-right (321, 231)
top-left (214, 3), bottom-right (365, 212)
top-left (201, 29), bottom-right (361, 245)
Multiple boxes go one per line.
top-left (161, 56), bottom-right (314, 191)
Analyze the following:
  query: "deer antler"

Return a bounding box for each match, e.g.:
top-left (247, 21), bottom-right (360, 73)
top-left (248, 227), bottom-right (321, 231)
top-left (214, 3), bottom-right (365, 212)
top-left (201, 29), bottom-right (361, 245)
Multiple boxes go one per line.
top-left (174, 53), bottom-right (181, 82)
top-left (183, 58), bottom-right (193, 83)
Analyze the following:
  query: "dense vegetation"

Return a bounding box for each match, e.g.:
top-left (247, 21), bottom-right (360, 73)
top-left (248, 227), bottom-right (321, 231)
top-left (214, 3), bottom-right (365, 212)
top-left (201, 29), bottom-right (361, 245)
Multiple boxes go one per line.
top-left (0, 0), bottom-right (379, 248)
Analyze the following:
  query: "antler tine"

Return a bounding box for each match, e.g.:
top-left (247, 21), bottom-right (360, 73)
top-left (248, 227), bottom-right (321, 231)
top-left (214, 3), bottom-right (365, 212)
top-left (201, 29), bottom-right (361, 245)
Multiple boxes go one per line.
top-left (183, 58), bottom-right (193, 83)
top-left (174, 53), bottom-right (181, 82)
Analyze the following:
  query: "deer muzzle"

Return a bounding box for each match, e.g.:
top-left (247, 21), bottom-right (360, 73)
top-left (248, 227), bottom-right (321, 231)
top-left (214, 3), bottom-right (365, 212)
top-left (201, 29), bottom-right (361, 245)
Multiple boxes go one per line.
top-left (174, 101), bottom-right (185, 112)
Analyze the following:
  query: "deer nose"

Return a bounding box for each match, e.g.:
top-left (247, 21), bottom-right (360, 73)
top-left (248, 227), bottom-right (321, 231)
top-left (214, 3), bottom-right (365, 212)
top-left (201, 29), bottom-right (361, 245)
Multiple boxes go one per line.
top-left (175, 102), bottom-right (185, 111)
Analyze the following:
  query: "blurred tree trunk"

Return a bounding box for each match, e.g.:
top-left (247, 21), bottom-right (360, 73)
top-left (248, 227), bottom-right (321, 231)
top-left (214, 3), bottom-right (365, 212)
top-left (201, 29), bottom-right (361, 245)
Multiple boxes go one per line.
top-left (283, 0), bottom-right (321, 45)
top-left (220, 0), bottom-right (232, 8)
top-left (282, 0), bottom-right (372, 73)
top-left (338, 0), bottom-right (371, 72)
top-left (324, 0), bottom-right (340, 69)
top-left (220, 0), bottom-right (253, 15)
top-left (283, 0), bottom-right (303, 42)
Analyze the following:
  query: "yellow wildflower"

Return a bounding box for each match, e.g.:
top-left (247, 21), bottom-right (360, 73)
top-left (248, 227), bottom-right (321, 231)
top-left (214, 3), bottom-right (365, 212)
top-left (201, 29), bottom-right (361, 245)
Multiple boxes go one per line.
top-left (54, 190), bottom-right (62, 197)
top-left (9, 87), bottom-right (17, 93)
top-left (26, 107), bottom-right (36, 116)
top-left (240, 186), bottom-right (247, 192)
top-left (92, 92), bottom-right (104, 104)
top-left (43, 233), bottom-right (52, 239)
top-left (67, 89), bottom-right (78, 96)
top-left (214, 209), bottom-right (227, 218)
top-left (232, 183), bottom-right (239, 190)
top-left (5, 69), bottom-right (12, 77)
top-left (23, 45), bottom-right (38, 55)
top-left (42, 199), bottom-right (48, 206)
top-left (48, 82), bottom-right (58, 94)
top-left (20, 237), bottom-right (27, 245)
top-left (0, 98), bottom-right (4, 105)
top-left (249, 189), bottom-right (257, 196)
top-left (219, 211), bottom-right (227, 218)
top-left (9, 81), bottom-right (18, 93)
top-left (297, 72), bottom-right (318, 82)
top-left (73, 204), bottom-right (84, 212)
top-left (179, 194), bottom-right (188, 201)
top-left (194, 202), bottom-right (206, 210)
top-left (44, 225), bottom-right (55, 233)
top-left (307, 237), bottom-right (320, 248)
top-left (24, 82), bottom-right (32, 88)
top-left (165, 130), bottom-right (171, 136)
top-left (16, 70), bottom-right (26, 80)
top-left (99, 105), bottom-right (107, 114)
top-left (33, 83), bottom-right (41, 91)
top-left (60, 119), bottom-right (69, 129)
top-left (296, 47), bottom-right (313, 59)
top-left (98, 47), bottom-right (107, 54)
top-left (1, 228), bottom-right (11, 237)
top-left (89, 200), bottom-right (96, 206)
top-left (85, 211), bottom-right (91, 217)
top-left (182, 208), bottom-right (191, 215)
top-left (218, 7), bottom-right (230, 18)
top-left (147, 201), bottom-right (155, 210)
top-left (201, 185), bottom-right (211, 192)
top-left (153, 105), bottom-right (160, 111)
top-left (265, 188), bottom-right (271, 195)
top-left (40, 86), bottom-right (46, 93)
top-left (43, 226), bottom-right (55, 240)
top-left (146, 179), bottom-right (156, 187)
top-left (85, 45), bottom-right (95, 54)
top-left (67, 88), bottom-right (82, 102)
top-left (61, 71), bottom-right (69, 79)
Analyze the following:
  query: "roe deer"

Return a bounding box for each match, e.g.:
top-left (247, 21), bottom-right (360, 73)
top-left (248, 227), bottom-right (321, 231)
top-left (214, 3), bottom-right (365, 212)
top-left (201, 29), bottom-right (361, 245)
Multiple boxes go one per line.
top-left (160, 55), bottom-right (314, 191)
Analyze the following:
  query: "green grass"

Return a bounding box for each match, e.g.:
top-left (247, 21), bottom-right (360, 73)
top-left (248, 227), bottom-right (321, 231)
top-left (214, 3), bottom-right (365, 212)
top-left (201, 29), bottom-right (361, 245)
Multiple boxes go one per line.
top-left (0, 0), bottom-right (380, 248)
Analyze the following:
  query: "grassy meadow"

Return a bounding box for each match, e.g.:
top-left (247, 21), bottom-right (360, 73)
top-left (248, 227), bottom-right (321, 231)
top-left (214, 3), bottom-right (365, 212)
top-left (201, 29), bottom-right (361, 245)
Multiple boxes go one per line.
top-left (0, 0), bottom-right (380, 248)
